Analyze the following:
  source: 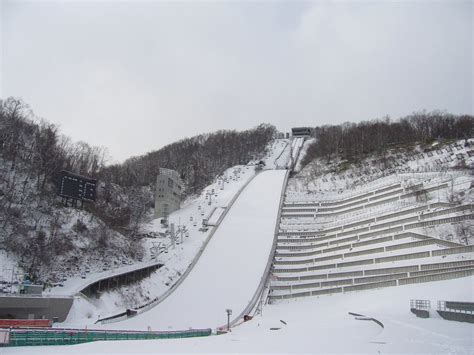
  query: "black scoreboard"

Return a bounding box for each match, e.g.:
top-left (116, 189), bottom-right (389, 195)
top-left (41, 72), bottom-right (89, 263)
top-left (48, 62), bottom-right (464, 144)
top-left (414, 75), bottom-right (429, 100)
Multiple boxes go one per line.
top-left (56, 170), bottom-right (97, 202)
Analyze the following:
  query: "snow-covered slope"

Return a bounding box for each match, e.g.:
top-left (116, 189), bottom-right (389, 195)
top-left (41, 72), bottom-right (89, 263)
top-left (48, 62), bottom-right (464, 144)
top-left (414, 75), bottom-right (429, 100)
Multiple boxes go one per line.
top-left (99, 170), bottom-right (286, 330)
top-left (294, 137), bottom-right (315, 172)
top-left (60, 164), bottom-right (256, 324)
top-left (289, 139), bottom-right (473, 195)
top-left (60, 140), bottom-right (290, 325)
top-left (260, 138), bottom-right (292, 169)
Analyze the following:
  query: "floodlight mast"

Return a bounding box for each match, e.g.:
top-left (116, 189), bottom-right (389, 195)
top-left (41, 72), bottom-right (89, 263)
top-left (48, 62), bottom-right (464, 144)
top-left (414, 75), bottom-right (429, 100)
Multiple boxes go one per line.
top-left (225, 309), bottom-right (232, 332)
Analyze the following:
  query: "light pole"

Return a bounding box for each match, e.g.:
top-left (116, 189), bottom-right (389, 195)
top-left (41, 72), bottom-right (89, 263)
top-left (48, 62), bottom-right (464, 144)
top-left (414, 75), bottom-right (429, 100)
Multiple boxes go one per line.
top-left (225, 309), bottom-right (232, 332)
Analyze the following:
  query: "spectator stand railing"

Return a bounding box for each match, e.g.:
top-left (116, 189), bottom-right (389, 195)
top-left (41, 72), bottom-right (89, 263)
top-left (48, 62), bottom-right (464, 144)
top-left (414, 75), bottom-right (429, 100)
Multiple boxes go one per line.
top-left (438, 301), bottom-right (474, 314)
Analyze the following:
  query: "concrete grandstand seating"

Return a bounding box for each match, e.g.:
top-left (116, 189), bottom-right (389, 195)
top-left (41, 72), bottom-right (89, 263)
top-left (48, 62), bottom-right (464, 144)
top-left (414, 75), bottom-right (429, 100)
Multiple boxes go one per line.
top-left (269, 171), bottom-right (473, 303)
top-left (269, 260), bottom-right (474, 301)
top-left (276, 233), bottom-right (463, 259)
top-left (273, 246), bottom-right (473, 273)
top-left (277, 214), bottom-right (473, 249)
top-left (280, 203), bottom-right (470, 234)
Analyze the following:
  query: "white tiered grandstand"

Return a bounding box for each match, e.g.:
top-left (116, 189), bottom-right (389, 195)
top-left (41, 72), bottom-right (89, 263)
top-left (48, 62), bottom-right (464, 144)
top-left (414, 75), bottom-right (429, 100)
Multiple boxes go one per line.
top-left (269, 169), bottom-right (473, 302)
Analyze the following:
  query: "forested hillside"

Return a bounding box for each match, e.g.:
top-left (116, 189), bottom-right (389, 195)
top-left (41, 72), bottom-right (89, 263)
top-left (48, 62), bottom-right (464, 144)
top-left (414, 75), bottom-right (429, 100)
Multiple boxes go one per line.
top-left (0, 98), bottom-right (275, 281)
top-left (2, 97), bottom-right (471, 282)
top-left (301, 112), bottom-right (473, 166)
top-left (101, 124), bottom-right (276, 194)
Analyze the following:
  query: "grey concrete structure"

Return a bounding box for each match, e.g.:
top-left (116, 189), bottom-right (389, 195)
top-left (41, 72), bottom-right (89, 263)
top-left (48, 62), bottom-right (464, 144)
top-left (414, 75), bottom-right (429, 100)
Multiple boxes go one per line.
top-left (291, 127), bottom-right (312, 137)
top-left (0, 295), bottom-right (73, 322)
top-left (154, 168), bottom-right (183, 219)
top-left (80, 263), bottom-right (163, 297)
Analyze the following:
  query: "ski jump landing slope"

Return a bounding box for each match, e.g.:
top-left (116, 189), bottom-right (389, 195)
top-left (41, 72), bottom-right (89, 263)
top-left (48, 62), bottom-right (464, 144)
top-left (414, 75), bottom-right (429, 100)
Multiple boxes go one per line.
top-left (108, 170), bottom-right (287, 331)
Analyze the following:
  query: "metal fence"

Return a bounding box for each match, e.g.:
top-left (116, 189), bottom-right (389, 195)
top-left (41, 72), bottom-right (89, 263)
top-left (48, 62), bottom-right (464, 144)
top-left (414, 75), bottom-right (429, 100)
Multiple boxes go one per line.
top-left (438, 301), bottom-right (474, 314)
top-left (4, 328), bottom-right (212, 347)
top-left (410, 299), bottom-right (431, 310)
top-left (270, 264), bottom-right (474, 301)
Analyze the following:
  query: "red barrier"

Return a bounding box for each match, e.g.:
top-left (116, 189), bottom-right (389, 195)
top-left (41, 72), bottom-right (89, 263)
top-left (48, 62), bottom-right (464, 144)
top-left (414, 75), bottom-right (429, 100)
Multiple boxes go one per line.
top-left (0, 319), bottom-right (52, 328)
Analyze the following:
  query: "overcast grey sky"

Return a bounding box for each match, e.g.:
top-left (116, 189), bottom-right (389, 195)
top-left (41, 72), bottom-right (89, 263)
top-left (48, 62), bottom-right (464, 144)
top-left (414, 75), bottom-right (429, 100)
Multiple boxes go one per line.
top-left (2, 0), bottom-right (473, 162)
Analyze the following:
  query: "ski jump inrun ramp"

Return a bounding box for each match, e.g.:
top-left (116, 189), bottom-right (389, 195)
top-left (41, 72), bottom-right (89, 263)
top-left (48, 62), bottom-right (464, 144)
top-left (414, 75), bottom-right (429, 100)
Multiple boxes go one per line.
top-left (107, 169), bottom-right (287, 331)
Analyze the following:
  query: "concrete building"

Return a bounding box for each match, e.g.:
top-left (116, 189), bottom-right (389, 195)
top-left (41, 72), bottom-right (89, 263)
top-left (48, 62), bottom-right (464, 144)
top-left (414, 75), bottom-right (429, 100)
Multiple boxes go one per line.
top-left (0, 295), bottom-right (73, 322)
top-left (155, 168), bottom-right (183, 219)
top-left (291, 127), bottom-right (313, 137)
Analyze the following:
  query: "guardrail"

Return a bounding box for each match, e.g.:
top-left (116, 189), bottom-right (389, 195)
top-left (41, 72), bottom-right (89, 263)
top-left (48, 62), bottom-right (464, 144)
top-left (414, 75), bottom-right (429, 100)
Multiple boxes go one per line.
top-left (410, 299), bottom-right (431, 310)
top-left (438, 301), bottom-right (474, 313)
top-left (437, 300), bottom-right (474, 323)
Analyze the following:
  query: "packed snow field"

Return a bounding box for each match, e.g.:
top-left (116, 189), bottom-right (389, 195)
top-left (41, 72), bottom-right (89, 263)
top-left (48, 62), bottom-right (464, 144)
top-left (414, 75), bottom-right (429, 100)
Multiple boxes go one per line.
top-left (4, 276), bottom-right (473, 354)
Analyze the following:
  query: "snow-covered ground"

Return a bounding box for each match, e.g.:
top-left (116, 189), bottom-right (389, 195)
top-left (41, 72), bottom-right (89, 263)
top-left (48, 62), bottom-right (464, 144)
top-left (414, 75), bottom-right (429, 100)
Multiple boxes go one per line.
top-left (289, 139), bottom-right (473, 196)
top-left (96, 169), bottom-right (286, 331)
top-left (61, 167), bottom-right (257, 324)
top-left (290, 137), bottom-right (305, 168)
top-left (3, 137), bottom-right (473, 354)
top-left (294, 137), bottom-right (315, 172)
top-left (59, 139), bottom-right (291, 325)
top-left (4, 276), bottom-right (473, 354)
top-left (262, 138), bottom-right (292, 169)
top-left (0, 249), bottom-right (20, 292)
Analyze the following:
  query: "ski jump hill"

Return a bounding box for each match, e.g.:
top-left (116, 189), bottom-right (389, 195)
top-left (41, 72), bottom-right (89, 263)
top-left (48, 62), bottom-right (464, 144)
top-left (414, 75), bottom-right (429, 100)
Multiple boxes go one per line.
top-left (107, 169), bottom-right (287, 331)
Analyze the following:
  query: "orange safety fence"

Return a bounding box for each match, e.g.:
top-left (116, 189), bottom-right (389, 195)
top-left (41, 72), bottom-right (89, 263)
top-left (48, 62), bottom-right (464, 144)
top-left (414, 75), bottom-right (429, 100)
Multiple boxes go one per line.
top-left (0, 319), bottom-right (52, 328)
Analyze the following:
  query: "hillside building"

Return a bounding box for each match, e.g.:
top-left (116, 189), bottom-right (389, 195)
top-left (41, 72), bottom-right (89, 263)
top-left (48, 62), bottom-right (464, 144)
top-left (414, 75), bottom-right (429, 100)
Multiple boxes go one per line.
top-left (154, 168), bottom-right (183, 219)
top-left (291, 127), bottom-right (313, 137)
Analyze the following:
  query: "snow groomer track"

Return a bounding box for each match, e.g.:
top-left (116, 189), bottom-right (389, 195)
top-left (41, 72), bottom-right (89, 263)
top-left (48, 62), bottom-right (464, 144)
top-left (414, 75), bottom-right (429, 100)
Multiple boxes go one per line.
top-left (106, 170), bottom-right (287, 331)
